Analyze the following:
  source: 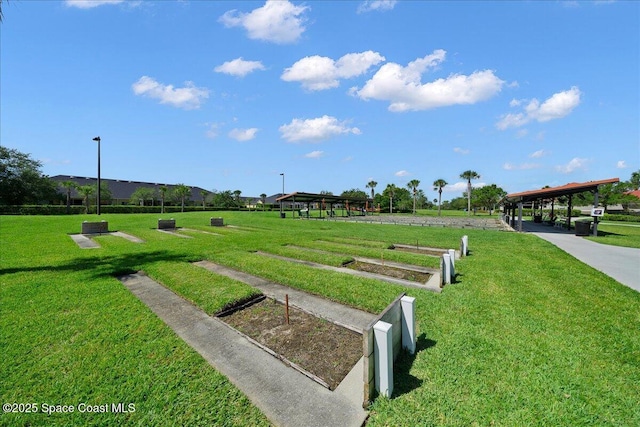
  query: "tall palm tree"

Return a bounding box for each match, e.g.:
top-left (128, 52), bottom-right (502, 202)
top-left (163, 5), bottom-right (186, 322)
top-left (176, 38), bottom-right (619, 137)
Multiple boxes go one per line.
top-left (366, 180), bottom-right (377, 200)
top-left (460, 170), bottom-right (480, 215)
top-left (77, 185), bottom-right (94, 214)
top-left (60, 180), bottom-right (76, 214)
top-left (260, 193), bottom-right (267, 211)
top-left (433, 179), bottom-right (448, 216)
top-left (159, 185), bottom-right (168, 214)
top-left (407, 179), bottom-right (420, 215)
top-left (200, 190), bottom-right (209, 210)
top-left (174, 184), bottom-right (191, 213)
top-left (385, 183), bottom-right (397, 214)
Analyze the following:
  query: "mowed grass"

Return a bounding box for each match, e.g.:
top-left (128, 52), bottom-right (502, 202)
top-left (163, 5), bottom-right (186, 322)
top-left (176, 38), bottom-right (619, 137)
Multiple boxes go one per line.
top-left (585, 222), bottom-right (640, 248)
top-left (1, 212), bottom-right (639, 426)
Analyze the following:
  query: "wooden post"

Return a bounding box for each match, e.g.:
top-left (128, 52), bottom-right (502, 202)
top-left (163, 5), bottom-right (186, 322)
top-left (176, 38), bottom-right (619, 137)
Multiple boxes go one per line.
top-left (285, 294), bottom-right (290, 325)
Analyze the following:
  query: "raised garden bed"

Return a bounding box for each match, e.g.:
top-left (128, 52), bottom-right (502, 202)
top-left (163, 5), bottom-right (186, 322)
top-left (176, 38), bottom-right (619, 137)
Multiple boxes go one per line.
top-left (391, 243), bottom-right (448, 257)
top-left (218, 298), bottom-right (362, 390)
top-left (343, 260), bottom-right (432, 283)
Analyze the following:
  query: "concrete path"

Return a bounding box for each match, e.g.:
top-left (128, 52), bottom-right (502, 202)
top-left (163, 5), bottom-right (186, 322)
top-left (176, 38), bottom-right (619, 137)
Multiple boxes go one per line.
top-left (69, 231), bottom-right (144, 248)
top-left (120, 271), bottom-right (371, 427)
top-left (522, 221), bottom-right (640, 292)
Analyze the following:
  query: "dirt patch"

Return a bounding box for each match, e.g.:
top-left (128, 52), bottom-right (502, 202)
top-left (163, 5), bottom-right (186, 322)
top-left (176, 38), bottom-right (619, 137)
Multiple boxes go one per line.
top-left (391, 244), bottom-right (447, 257)
top-left (344, 260), bottom-right (432, 283)
top-left (219, 298), bottom-right (362, 390)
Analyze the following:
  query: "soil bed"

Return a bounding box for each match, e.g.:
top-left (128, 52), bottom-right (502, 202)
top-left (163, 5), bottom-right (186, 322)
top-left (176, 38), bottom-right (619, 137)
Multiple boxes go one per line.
top-left (219, 298), bottom-right (362, 390)
top-left (344, 260), bottom-right (432, 283)
top-left (392, 244), bottom-right (447, 257)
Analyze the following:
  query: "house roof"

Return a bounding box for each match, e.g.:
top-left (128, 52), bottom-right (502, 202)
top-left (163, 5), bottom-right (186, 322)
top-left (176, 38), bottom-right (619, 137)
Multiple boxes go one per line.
top-left (51, 175), bottom-right (208, 201)
top-left (503, 178), bottom-right (620, 205)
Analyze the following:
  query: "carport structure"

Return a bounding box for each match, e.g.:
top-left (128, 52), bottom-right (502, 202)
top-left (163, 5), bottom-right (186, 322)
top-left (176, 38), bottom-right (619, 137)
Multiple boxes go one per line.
top-left (275, 192), bottom-right (372, 219)
top-left (502, 178), bottom-right (619, 235)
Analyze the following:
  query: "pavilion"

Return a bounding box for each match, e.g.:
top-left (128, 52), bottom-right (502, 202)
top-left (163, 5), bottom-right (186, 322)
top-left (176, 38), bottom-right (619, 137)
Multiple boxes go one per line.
top-left (502, 178), bottom-right (619, 235)
top-left (275, 192), bottom-right (373, 219)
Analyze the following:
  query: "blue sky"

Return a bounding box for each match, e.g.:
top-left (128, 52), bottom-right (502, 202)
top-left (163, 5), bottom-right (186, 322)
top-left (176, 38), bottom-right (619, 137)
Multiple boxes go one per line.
top-left (2, 0), bottom-right (638, 200)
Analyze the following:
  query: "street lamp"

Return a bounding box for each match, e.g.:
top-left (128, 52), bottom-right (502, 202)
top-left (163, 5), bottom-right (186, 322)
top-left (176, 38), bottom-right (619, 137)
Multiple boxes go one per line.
top-left (280, 173), bottom-right (285, 216)
top-left (92, 136), bottom-right (101, 215)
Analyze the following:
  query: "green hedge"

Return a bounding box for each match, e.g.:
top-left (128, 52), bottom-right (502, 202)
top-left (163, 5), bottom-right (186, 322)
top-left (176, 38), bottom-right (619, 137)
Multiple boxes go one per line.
top-left (602, 213), bottom-right (640, 222)
top-left (0, 205), bottom-right (249, 215)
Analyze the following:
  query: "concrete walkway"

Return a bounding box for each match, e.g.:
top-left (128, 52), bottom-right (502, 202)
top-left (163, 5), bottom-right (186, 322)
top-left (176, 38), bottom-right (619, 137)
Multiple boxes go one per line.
top-left (521, 221), bottom-right (640, 292)
top-left (120, 270), bottom-right (372, 427)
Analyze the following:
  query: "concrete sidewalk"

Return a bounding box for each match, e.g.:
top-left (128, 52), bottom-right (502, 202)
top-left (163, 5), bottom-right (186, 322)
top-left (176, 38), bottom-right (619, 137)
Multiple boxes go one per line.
top-left (521, 221), bottom-right (640, 292)
top-left (120, 271), bottom-right (371, 427)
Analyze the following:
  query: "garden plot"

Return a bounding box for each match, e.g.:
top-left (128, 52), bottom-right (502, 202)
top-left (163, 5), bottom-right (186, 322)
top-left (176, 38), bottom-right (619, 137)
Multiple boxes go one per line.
top-left (258, 251), bottom-right (441, 292)
top-left (390, 243), bottom-right (455, 257)
top-left (218, 297), bottom-right (362, 390)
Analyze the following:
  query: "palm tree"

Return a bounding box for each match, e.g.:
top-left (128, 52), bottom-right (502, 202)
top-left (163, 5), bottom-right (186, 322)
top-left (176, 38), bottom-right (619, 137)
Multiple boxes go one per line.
top-left (433, 179), bottom-right (448, 216)
top-left (385, 183), bottom-right (397, 214)
top-left (60, 180), bottom-right (76, 214)
top-left (366, 180), bottom-right (377, 200)
top-left (77, 185), bottom-right (94, 214)
top-left (200, 190), bottom-right (209, 210)
top-left (173, 184), bottom-right (191, 213)
top-left (159, 185), bottom-right (168, 214)
top-left (260, 193), bottom-right (267, 211)
top-left (407, 179), bottom-right (420, 215)
top-left (460, 170), bottom-right (480, 215)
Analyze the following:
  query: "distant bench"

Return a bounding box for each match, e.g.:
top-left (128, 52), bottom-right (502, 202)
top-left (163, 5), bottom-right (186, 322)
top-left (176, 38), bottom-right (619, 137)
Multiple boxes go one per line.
top-left (158, 219), bottom-right (176, 229)
top-left (82, 221), bottom-right (109, 234)
top-left (210, 217), bottom-right (224, 227)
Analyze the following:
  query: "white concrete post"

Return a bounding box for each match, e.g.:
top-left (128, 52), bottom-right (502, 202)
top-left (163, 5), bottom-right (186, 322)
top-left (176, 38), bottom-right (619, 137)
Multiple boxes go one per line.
top-left (373, 321), bottom-right (393, 398)
top-left (400, 296), bottom-right (416, 354)
top-left (461, 235), bottom-right (469, 256)
top-left (448, 249), bottom-right (456, 278)
top-left (443, 253), bottom-right (451, 284)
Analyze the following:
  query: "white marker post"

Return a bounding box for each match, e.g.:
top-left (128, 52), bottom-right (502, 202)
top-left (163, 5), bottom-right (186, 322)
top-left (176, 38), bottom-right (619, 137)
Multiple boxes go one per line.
top-left (443, 253), bottom-right (452, 285)
top-left (400, 296), bottom-right (416, 354)
top-left (373, 321), bottom-right (393, 398)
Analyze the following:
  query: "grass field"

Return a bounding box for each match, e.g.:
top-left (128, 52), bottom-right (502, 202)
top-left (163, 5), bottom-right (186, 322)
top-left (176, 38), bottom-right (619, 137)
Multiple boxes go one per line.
top-left (1, 212), bottom-right (639, 426)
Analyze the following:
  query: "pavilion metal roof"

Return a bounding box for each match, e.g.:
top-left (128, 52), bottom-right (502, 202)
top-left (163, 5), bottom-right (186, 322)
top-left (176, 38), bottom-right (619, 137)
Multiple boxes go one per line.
top-left (503, 178), bottom-right (619, 205)
top-left (275, 191), bottom-right (370, 205)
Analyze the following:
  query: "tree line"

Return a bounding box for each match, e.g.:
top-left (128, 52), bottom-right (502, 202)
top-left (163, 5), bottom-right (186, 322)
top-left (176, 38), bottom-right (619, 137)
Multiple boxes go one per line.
top-left (2, 146), bottom-right (639, 215)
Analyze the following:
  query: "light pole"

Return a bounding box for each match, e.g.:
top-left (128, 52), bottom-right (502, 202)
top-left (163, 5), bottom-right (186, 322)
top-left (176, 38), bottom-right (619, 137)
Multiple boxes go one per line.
top-left (280, 173), bottom-right (285, 217)
top-left (93, 136), bottom-right (101, 215)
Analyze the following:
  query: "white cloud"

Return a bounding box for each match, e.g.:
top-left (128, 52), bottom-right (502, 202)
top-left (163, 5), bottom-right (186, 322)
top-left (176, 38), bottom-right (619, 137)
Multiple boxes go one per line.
top-left (65, 0), bottom-right (125, 8)
top-left (503, 162), bottom-right (540, 171)
top-left (395, 170), bottom-right (409, 177)
top-left (555, 157), bottom-right (589, 173)
top-left (214, 58), bottom-right (265, 77)
top-left (357, 0), bottom-right (397, 13)
top-left (132, 76), bottom-right (209, 110)
top-left (529, 149), bottom-right (547, 158)
top-left (353, 50), bottom-right (504, 112)
top-left (228, 128), bottom-right (258, 142)
top-left (497, 86), bottom-right (582, 130)
top-left (279, 115), bottom-right (361, 142)
top-left (304, 150), bottom-right (324, 159)
top-left (453, 147), bottom-right (470, 155)
top-left (219, 0), bottom-right (309, 44)
top-left (516, 129), bottom-right (529, 138)
top-left (205, 122), bottom-right (222, 139)
top-left (446, 181), bottom-right (487, 192)
top-left (282, 51), bottom-right (385, 91)
top-left (342, 156), bottom-right (354, 162)
top-left (617, 160), bottom-right (627, 169)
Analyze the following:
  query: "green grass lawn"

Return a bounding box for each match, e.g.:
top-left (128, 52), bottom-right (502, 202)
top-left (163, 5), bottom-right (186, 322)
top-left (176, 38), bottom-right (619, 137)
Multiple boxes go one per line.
top-left (585, 222), bottom-right (640, 248)
top-left (1, 212), bottom-right (638, 426)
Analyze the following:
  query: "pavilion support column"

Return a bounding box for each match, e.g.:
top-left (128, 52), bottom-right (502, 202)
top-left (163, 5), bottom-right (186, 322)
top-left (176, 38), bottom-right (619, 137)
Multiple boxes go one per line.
top-left (567, 195), bottom-right (573, 229)
top-left (518, 202), bottom-right (523, 232)
top-left (592, 190), bottom-right (599, 236)
top-left (551, 199), bottom-right (555, 222)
